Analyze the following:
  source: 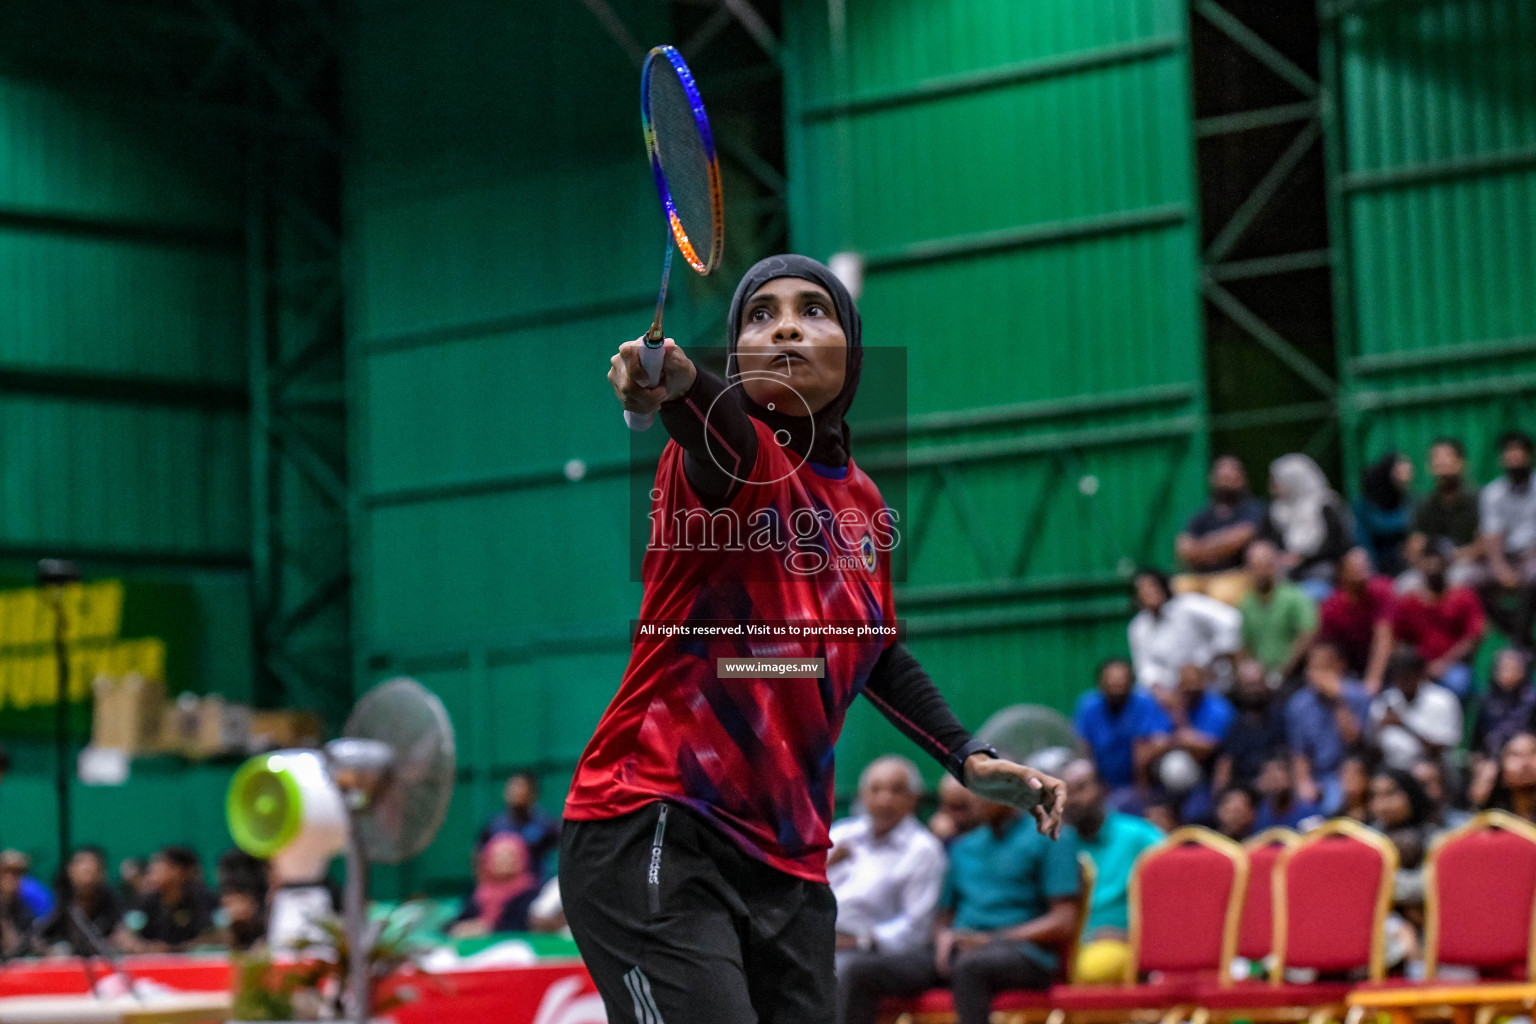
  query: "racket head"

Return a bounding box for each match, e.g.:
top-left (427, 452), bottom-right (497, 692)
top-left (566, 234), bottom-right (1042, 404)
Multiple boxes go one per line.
top-left (641, 45), bottom-right (724, 276)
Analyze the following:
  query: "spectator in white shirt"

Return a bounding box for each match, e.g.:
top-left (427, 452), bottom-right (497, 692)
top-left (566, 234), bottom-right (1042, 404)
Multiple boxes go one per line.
top-left (829, 756), bottom-right (946, 969)
top-left (1128, 569), bottom-right (1243, 694)
top-left (1479, 431), bottom-right (1536, 646)
top-left (1371, 649), bottom-right (1462, 771)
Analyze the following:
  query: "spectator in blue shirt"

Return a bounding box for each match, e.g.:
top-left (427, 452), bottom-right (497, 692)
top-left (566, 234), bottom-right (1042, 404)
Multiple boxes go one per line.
top-left (1285, 642), bottom-right (1372, 813)
top-left (839, 795), bottom-right (1081, 1024)
top-left (1142, 663), bottom-right (1236, 823)
top-left (1073, 658), bottom-right (1167, 801)
top-left (477, 772), bottom-right (562, 881)
top-left (1253, 754), bottom-right (1321, 830)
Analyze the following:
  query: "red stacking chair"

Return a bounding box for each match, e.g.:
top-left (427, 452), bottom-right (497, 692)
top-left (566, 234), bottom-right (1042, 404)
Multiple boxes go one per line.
top-left (1045, 827), bottom-right (1246, 1024)
top-left (1238, 830), bottom-right (1301, 967)
top-left (1197, 819), bottom-right (1397, 1023)
top-left (881, 853), bottom-right (1097, 1024)
top-left (1345, 811), bottom-right (1536, 1024)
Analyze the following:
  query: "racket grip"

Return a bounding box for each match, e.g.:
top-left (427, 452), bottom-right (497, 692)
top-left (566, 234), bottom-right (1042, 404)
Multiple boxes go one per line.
top-left (624, 341), bottom-right (668, 432)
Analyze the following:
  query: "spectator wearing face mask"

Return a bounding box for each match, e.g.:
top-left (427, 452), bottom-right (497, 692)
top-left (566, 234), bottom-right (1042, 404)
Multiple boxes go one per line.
top-left (1355, 452), bottom-right (1415, 579)
top-left (1211, 659), bottom-right (1285, 795)
top-left (1174, 455), bottom-right (1267, 605)
top-left (1072, 658), bottom-right (1168, 802)
top-left (1392, 541), bottom-right (1485, 700)
top-left (1480, 431), bottom-right (1536, 647)
top-left (1404, 438), bottom-right (1482, 588)
top-left (1259, 454), bottom-right (1354, 601)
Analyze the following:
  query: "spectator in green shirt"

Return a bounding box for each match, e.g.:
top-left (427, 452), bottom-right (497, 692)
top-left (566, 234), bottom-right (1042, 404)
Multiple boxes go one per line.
top-left (1240, 540), bottom-right (1318, 684)
top-left (1060, 759), bottom-right (1163, 984)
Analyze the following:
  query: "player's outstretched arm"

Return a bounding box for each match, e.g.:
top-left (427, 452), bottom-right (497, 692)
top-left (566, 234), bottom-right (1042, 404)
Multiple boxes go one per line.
top-left (863, 643), bottom-right (1065, 839)
top-left (608, 336), bottom-right (759, 507)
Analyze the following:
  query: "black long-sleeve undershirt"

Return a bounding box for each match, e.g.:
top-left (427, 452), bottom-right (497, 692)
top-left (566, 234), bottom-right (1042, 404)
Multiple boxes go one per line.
top-left (657, 367), bottom-right (758, 508)
top-left (864, 643), bottom-right (988, 782)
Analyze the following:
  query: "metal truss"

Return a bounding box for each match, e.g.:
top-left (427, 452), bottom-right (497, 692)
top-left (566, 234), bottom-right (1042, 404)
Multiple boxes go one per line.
top-left (1192, 0), bottom-right (1339, 463)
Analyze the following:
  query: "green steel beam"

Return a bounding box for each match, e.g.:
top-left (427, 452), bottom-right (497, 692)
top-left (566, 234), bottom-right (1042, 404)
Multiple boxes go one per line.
top-left (1195, 101), bottom-right (1319, 138)
top-left (1320, 0), bottom-right (1460, 21)
top-left (365, 454), bottom-right (634, 508)
top-left (362, 291), bottom-right (658, 356)
top-left (864, 204), bottom-right (1190, 274)
top-left (0, 366), bottom-right (247, 410)
top-left (897, 571), bottom-right (1130, 610)
top-left (1338, 144), bottom-right (1536, 194)
top-left (1007, 457), bottom-right (1066, 578)
top-left (1207, 249), bottom-right (1333, 282)
top-left (863, 417), bottom-right (1200, 473)
top-left (860, 383), bottom-right (1197, 441)
top-left (1205, 119), bottom-right (1322, 263)
top-left (1351, 335), bottom-right (1536, 376)
top-left (1351, 373), bottom-right (1536, 413)
top-left (1203, 281), bottom-right (1339, 398)
top-left (801, 36), bottom-right (1183, 121)
top-left (0, 542), bottom-right (248, 571)
top-left (934, 464), bottom-right (1005, 573)
top-left (1193, 0), bottom-right (1319, 98)
top-left (904, 598), bottom-right (1133, 639)
top-left (1210, 401), bottom-right (1336, 432)
top-left (0, 205), bottom-right (240, 251)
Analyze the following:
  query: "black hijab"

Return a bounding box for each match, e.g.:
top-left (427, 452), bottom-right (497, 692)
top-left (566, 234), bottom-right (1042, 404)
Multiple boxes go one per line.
top-left (1362, 452), bottom-right (1407, 511)
top-left (725, 254), bottom-right (863, 469)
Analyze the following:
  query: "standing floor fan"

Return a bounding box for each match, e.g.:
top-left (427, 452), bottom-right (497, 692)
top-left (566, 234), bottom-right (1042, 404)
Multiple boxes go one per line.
top-left (226, 678), bottom-right (456, 1024)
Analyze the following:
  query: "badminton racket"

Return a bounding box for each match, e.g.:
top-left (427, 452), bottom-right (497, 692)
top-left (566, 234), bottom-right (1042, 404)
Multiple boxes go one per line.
top-left (625, 44), bottom-right (725, 431)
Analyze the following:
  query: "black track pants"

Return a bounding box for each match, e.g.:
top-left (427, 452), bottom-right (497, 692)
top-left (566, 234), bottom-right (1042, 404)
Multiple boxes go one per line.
top-left (559, 802), bottom-right (837, 1024)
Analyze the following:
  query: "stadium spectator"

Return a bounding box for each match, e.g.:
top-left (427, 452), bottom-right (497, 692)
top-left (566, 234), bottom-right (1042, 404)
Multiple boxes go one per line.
top-left (1060, 760), bottom-right (1163, 985)
top-left (1355, 452), bottom-right (1415, 578)
top-left (1480, 431), bottom-right (1536, 647)
top-left (828, 756), bottom-right (945, 962)
top-left (0, 852), bottom-right (34, 956)
top-left (1258, 454), bottom-right (1353, 600)
top-left (1471, 648), bottom-right (1536, 759)
top-left (1404, 438), bottom-right (1482, 587)
top-left (1370, 767), bottom-right (1436, 961)
top-left (1473, 731), bottom-right (1536, 821)
top-left (1411, 759), bottom-right (1471, 831)
top-left (1213, 786), bottom-right (1258, 842)
top-left (478, 771), bottom-right (561, 880)
top-left (1253, 755), bottom-right (1320, 830)
top-left (1174, 455), bottom-right (1266, 604)
top-left (1128, 569), bottom-right (1242, 694)
top-left (837, 795), bottom-right (1080, 1024)
top-left (1142, 796), bottom-right (1181, 834)
top-left (218, 881), bottom-right (266, 951)
top-left (1338, 755), bottom-right (1374, 823)
top-left (1142, 663), bottom-right (1235, 821)
top-left (126, 846), bottom-right (216, 953)
top-left (929, 775), bottom-right (985, 847)
top-left (449, 833), bottom-right (540, 937)
top-left (1372, 649), bottom-right (1462, 771)
top-left (1286, 642), bottom-right (1372, 812)
top-left (1239, 541), bottom-right (1318, 684)
top-left (1072, 657), bottom-right (1167, 800)
top-left (36, 846), bottom-right (125, 955)
top-left (0, 850), bottom-right (53, 921)
top-left (117, 857), bottom-right (147, 908)
top-left (1211, 660), bottom-right (1285, 792)
top-left (1318, 548), bottom-right (1396, 691)
top-left (1392, 541), bottom-right (1485, 700)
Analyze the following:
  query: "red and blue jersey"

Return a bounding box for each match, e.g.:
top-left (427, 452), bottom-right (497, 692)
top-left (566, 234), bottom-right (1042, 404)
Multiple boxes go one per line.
top-left (564, 418), bottom-right (898, 882)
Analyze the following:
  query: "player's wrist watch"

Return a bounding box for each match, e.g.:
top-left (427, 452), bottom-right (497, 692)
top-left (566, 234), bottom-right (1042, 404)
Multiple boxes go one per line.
top-left (948, 739), bottom-right (999, 783)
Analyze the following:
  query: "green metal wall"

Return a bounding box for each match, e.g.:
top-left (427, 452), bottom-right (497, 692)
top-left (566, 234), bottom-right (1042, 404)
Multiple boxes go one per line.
top-left (1326, 0), bottom-right (1536, 482)
top-left (0, 64), bottom-right (253, 882)
top-left (783, 0), bottom-right (1209, 777)
top-left (348, 0), bottom-right (698, 892)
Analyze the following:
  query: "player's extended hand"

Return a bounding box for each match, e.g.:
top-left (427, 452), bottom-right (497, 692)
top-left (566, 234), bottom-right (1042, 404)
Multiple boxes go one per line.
top-left (963, 754), bottom-right (1066, 839)
top-left (609, 337), bottom-right (697, 415)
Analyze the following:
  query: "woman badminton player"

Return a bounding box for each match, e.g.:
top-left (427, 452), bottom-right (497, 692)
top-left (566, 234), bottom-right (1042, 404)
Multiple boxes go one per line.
top-left (561, 254), bottom-right (1067, 1024)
